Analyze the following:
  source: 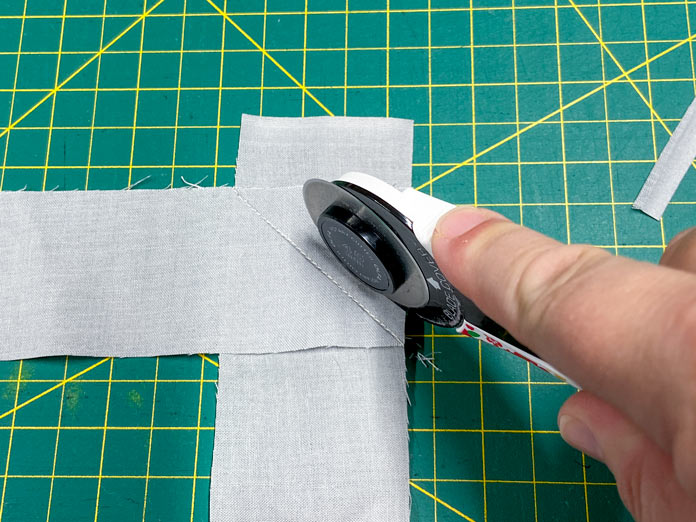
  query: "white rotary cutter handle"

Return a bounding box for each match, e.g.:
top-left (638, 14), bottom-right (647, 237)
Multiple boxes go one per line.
top-left (303, 172), bottom-right (577, 388)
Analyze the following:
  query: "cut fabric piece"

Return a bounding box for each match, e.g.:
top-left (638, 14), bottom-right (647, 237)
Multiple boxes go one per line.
top-left (0, 116), bottom-right (412, 359)
top-left (211, 347), bottom-right (409, 522)
top-left (208, 115), bottom-right (412, 522)
top-left (633, 96), bottom-right (696, 220)
top-left (0, 115), bottom-right (414, 522)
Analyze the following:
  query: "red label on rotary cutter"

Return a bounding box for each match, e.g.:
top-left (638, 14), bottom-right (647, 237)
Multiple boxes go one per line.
top-left (456, 322), bottom-right (579, 388)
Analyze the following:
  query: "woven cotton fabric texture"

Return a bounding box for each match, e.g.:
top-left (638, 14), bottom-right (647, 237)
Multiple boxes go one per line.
top-left (0, 115), bottom-right (414, 520)
top-left (212, 347), bottom-right (409, 522)
top-left (0, 116), bottom-right (412, 359)
top-left (209, 115), bottom-right (412, 521)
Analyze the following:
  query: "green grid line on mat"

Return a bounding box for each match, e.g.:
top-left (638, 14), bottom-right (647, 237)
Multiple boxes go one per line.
top-left (0, 0), bottom-right (694, 520)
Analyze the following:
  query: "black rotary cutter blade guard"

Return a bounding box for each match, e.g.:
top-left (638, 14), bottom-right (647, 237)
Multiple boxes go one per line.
top-left (304, 178), bottom-right (523, 348)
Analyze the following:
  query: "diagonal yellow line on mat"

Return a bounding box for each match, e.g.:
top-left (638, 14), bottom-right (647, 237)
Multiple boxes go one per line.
top-left (568, 0), bottom-right (696, 171)
top-left (0, 357), bottom-right (112, 421)
top-left (569, 0), bottom-right (668, 136)
top-left (205, 0), bottom-right (334, 116)
top-left (0, 0), bottom-right (164, 141)
top-left (410, 480), bottom-right (477, 522)
top-left (415, 30), bottom-right (696, 191)
top-left (198, 354), bottom-right (219, 367)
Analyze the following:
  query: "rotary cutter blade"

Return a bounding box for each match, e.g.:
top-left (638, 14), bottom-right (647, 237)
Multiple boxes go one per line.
top-left (303, 172), bottom-right (578, 388)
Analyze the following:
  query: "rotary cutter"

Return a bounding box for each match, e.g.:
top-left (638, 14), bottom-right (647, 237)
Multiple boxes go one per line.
top-left (303, 172), bottom-right (577, 388)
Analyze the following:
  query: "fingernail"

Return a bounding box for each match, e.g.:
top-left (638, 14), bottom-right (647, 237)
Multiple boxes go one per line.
top-left (559, 414), bottom-right (603, 461)
top-left (434, 206), bottom-right (503, 241)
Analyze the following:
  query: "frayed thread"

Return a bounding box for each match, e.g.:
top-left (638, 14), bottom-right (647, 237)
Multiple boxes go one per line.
top-left (411, 350), bottom-right (440, 371)
top-left (180, 175), bottom-right (208, 188)
top-left (125, 175), bottom-right (152, 190)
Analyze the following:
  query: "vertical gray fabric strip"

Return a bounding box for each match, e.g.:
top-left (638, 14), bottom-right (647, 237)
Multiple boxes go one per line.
top-left (211, 347), bottom-right (410, 522)
top-left (209, 116), bottom-right (412, 522)
top-left (633, 96), bottom-right (696, 220)
top-left (236, 114), bottom-right (413, 188)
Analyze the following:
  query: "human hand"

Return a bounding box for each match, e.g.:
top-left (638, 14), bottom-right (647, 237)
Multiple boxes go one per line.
top-left (431, 207), bottom-right (696, 522)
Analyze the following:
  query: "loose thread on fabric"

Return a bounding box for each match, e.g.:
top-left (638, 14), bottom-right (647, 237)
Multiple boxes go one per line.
top-left (180, 175), bottom-right (208, 188)
top-left (125, 175), bottom-right (152, 190)
top-left (232, 187), bottom-right (405, 347)
top-left (412, 350), bottom-right (440, 371)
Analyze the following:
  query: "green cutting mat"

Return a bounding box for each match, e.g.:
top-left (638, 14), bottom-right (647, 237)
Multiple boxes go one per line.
top-left (0, 0), bottom-right (694, 520)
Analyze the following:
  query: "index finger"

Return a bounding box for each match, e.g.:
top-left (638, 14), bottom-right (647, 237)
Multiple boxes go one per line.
top-left (431, 207), bottom-right (696, 491)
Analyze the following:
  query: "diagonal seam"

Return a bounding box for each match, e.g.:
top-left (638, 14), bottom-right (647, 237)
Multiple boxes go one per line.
top-left (0, 357), bottom-right (112, 421)
top-left (205, 0), bottom-right (334, 116)
top-left (414, 30), bottom-right (696, 192)
top-left (568, 0), bottom-right (696, 174)
top-left (232, 187), bottom-right (405, 346)
top-left (409, 481), bottom-right (478, 522)
top-left (0, 0), bottom-right (165, 142)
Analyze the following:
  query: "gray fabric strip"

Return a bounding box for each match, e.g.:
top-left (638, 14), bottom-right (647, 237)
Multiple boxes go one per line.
top-left (0, 117), bottom-right (411, 359)
top-left (209, 115), bottom-right (412, 522)
top-left (211, 347), bottom-right (410, 522)
top-left (0, 115), bottom-right (413, 521)
top-left (633, 96), bottom-right (696, 220)
top-left (236, 114), bottom-right (413, 188)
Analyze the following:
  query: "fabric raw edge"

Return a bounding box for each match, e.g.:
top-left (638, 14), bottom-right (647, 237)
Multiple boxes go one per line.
top-left (633, 96), bottom-right (696, 220)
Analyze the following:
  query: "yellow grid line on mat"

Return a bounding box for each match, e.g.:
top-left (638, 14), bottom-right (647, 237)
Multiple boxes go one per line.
top-left (1, 39), bottom-right (696, 54)
top-left (0, 0), bottom-right (28, 192)
top-left (415, 30), bottom-right (696, 191)
top-left (301, 0), bottom-right (309, 117)
top-left (205, 0), bottom-right (333, 116)
top-left (92, 358), bottom-right (115, 521)
top-left (84, 0), bottom-right (109, 191)
top-left (0, 0), bottom-right (165, 192)
top-left (0, 361), bottom-right (23, 519)
top-left (596, 2), bottom-right (620, 256)
top-left (127, 0), bottom-right (150, 189)
top-left (569, 0), bottom-right (696, 178)
top-left (45, 357), bottom-right (69, 522)
top-left (0, 2), bottom-right (691, 17)
top-left (260, 0), bottom-right (269, 116)
top-left (1, 1), bottom-right (694, 520)
top-left (554, 0), bottom-right (572, 245)
top-left (0, 358), bottom-right (112, 422)
top-left (410, 481), bottom-right (477, 522)
top-left (141, 357), bottom-right (160, 521)
top-left (213, 0), bottom-right (228, 186)
top-left (40, 0), bottom-right (68, 191)
top-left (189, 357), bottom-right (206, 522)
top-left (169, 0), bottom-right (188, 189)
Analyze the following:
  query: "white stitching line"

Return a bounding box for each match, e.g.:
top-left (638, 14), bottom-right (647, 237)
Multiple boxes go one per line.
top-left (232, 187), bottom-right (405, 347)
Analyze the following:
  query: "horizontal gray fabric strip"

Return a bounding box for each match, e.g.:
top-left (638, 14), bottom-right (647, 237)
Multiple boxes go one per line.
top-left (210, 347), bottom-right (410, 522)
top-left (633, 96), bottom-right (696, 220)
top-left (0, 116), bottom-right (412, 359)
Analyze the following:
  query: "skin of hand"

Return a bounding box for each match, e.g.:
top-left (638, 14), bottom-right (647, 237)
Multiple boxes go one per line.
top-left (431, 207), bottom-right (696, 522)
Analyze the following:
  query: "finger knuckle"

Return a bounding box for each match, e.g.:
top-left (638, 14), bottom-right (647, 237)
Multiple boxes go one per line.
top-left (615, 447), bottom-right (653, 520)
top-left (513, 244), bottom-right (607, 332)
top-left (673, 392), bottom-right (696, 496)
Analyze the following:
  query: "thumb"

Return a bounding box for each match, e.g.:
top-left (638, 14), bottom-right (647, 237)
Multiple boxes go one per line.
top-left (559, 391), bottom-right (696, 521)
